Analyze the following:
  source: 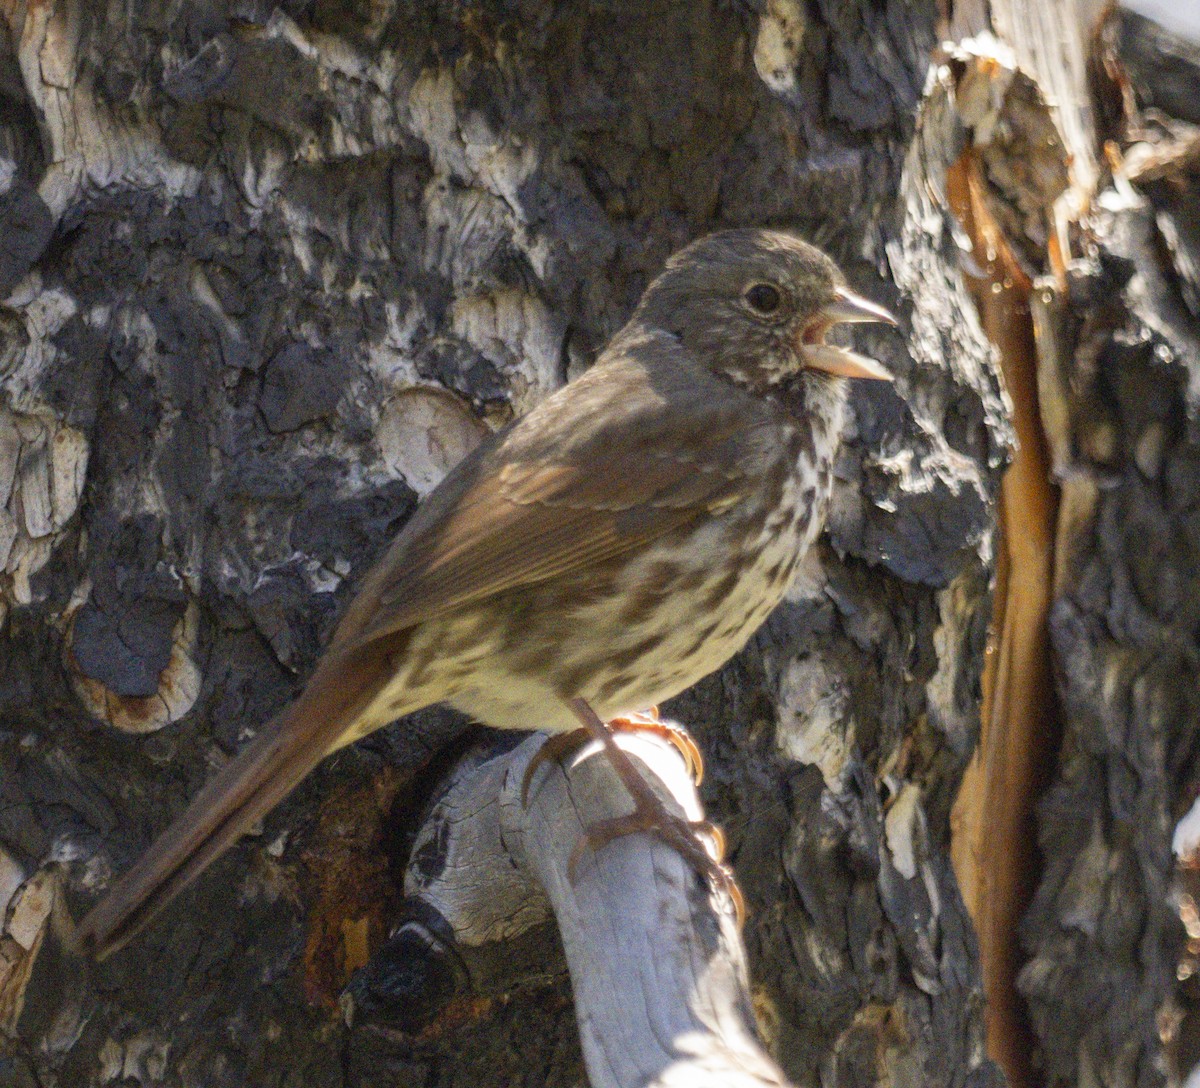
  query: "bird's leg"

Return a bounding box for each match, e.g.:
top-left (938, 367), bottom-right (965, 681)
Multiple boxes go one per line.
top-left (565, 697), bottom-right (745, 927)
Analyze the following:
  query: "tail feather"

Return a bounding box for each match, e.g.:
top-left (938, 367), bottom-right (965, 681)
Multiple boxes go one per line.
top-left (76, 645), bottom-right (400, 960)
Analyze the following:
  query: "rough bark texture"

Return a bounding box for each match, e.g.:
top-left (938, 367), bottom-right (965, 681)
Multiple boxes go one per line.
top-left (0, 3), bottom-right (1007, 1087)
top-left (1017, 12), bottom-right (1200, 1088)
top-left (369, 728), bottom-right (787, 1088)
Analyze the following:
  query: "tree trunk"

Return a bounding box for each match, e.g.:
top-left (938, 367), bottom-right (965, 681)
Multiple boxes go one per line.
top-left (1014, 11), bottom-right (1200, 1088)
top-left (1, 2), bottom-right (1166, 1087)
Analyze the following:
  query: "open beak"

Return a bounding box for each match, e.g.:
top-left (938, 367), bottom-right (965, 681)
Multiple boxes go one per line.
top-left (800, 286), bottom-right (898, 381)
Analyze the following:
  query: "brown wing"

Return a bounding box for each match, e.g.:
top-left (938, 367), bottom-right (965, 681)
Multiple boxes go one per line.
top-left (333, 346), bottom-right (785, 650)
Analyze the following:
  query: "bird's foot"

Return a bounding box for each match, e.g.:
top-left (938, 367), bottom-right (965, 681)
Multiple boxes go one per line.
top-left (606, 707), bottom-right (704, 785)
top-left (520, 708), bottom-right (702, 806)
top-left (569, 804), bottom-right (745, 927)
top-left (565, 697), bottom-right (745, 927)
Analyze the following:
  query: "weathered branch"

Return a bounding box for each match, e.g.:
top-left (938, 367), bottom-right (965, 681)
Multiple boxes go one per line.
top-left (349, 730), bottom-right (789, 1088)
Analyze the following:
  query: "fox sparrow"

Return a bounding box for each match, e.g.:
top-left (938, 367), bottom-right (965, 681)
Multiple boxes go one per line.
top-left (77, 228), bottom-right (897, 958)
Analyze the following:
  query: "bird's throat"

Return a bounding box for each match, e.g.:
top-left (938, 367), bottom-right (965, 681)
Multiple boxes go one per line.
top-left (773, 369), bottom-right (848, 451)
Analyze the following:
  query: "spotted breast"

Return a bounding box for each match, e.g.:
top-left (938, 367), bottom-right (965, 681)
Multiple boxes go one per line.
top-left (423, 368), bottom-right (850, 736)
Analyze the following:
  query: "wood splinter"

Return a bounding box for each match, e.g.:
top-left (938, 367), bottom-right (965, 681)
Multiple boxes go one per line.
top-left (347, 726), bottom-right (791, 1088)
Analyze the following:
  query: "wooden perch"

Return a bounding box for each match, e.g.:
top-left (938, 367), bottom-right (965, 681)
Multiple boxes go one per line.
top-left (347, 729), bottom-right (790, 1088)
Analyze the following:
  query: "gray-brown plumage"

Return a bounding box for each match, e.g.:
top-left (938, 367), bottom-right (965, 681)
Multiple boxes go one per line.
top-left (76, 228), bottom-right (896, 959)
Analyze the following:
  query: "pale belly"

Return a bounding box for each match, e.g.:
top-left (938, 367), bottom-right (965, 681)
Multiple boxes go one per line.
top-left (441, 490), bottom-right (821, 734)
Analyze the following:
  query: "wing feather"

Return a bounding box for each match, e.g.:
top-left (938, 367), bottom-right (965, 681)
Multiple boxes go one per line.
top-left (333, 345), bottom-right (786, 650)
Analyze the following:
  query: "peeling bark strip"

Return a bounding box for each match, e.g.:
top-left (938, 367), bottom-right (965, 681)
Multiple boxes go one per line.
top-left (932, 9), bottom-right (1200, 1088)
top-left (350, 730), bottom-right (788, 1088)
top-left (0, 2), bottom-right (1007, 1086)
top-left (932, 38), bottom-right (1069, 1088)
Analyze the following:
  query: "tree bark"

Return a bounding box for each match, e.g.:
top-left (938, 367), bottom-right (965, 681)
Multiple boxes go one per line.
top-left (1014, 12), bottom-right (1200, 1088)
top-left (0, 2), bottom-right (1020, 1087)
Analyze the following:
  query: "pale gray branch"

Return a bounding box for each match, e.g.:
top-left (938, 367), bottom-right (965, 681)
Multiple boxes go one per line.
top-left (400, 730), bottom-right (791, 1088)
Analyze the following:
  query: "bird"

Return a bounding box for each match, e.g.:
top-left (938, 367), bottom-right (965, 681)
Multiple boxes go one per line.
top-left (76, 228), bottom-right (897, 959)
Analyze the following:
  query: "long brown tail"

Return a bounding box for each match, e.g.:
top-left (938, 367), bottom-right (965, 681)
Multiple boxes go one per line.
top-left (76, 644), bottom-right (400, 960)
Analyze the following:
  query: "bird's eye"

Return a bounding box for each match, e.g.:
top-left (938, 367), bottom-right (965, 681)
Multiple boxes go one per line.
top-left (744, 283), bottom-right (782, 316)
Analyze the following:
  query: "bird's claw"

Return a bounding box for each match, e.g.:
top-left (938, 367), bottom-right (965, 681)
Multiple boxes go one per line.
top-left (521, 728), bottom-right (593, 806)
top-left (520, 708), bottom-right (704, 807)
top-left (567, 807), bottom-right (746, 929)
top-left (606, 707), bottom-right (705, 786)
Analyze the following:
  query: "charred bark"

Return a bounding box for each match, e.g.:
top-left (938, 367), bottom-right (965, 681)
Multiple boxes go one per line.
top-left (0, 3), bottom-right (1007, 1087)
top-left (1016, 12), bottom-right (1200, 1088)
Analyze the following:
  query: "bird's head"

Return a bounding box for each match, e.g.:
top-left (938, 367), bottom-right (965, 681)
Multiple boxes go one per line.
top-left (633, 229), bottom-right (897, 392)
